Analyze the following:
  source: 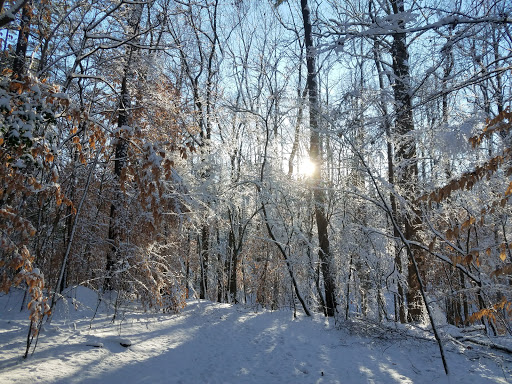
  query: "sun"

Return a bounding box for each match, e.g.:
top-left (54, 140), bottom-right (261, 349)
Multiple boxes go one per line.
top-left (298, 158), bottom-right (316, 177)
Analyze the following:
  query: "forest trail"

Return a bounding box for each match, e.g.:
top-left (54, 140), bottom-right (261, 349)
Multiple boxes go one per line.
top-left (0, 287), bottom-right (510, 384)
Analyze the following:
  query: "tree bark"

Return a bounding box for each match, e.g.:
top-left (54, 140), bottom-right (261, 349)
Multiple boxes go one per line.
top-left (104, 3), bottom-right (143, 291)
top-left (389, 0), bottom-right (424, 322)
top-left (371, 29), bottom-right (407, 322)
top-left (199, 225), bottom-right (209, 299)
top-left (301, 0), bottom-right (337, 317)
top-left (12, 1), bottom-right (31, 78)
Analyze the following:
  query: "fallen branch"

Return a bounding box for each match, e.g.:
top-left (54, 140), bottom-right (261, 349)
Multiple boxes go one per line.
top-left (455, 336), bottom-right (512, 354)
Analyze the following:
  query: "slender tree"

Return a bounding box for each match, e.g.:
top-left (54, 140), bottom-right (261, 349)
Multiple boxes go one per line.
top-left (301, 0), bottom-right (337, 317)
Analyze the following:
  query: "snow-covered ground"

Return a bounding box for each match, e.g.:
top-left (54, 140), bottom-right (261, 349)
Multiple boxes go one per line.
top-left (0, 287), bottom-right (511, 384)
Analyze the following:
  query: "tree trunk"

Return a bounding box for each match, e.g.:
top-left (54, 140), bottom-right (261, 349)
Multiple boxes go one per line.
top-left (301, 0), bottom-right (337, 317)
top-left (200, 225), bottom-right (209, 299)
top-left (229, 233), bottom-right (238, 304)
top-left (372, 36), bottom-right (407, 323)
top-left (12, 1), bottom-right (31, 78)
top-left (104, 3), bottom-right (143, 291)
top-left (389, 0), bottom-right (424, 322)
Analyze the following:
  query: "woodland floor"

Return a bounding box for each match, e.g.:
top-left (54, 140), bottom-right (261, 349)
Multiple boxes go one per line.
top-left (0, 287), bottom-right (511, 384)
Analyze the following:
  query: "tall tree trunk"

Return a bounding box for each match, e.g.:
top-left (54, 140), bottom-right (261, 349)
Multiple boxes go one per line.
top-left (104, 3), bottom-right (143, 291)
top-left (200, 225), bottom-right (209, 299)
top-left (389, 0), bottom-right (424, 322)
top-left (386, 134), bottom-right (407, 323)
top-left (228, 229), bottom-right (238, 303)
top-left (191, 0), bottom-right (219, 301)
top-left (216, 229), bottom-right (223, 303)
top-left (12, 1), bottom-right (31, 78)
top-left (375, 40), bottom-right (406, 322)
top-left (301, 0), bottom-right (337, 317)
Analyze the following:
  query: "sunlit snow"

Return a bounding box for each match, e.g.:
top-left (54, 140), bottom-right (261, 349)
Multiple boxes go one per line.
top-left (0, 287), bottom-right (510, 384)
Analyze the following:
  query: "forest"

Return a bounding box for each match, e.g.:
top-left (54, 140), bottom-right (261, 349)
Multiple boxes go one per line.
top-left (0, 0), bottom-right (511, 373)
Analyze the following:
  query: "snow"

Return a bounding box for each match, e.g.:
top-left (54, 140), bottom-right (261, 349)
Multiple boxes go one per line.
top-left (0, 95), bottom-right (10, 109)
top-left (0, 287), bottom-right (511, 384)
top-left (53, 93), bottom-right (69, 100)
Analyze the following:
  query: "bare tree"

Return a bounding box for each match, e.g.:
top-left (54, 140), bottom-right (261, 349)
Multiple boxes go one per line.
top-left (301, 0), bottom-right (337, 317)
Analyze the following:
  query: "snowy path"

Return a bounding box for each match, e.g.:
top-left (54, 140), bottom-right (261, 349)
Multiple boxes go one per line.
top-left (0, 289), bottom-right (511, 383)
